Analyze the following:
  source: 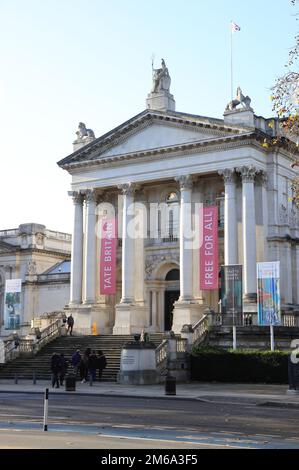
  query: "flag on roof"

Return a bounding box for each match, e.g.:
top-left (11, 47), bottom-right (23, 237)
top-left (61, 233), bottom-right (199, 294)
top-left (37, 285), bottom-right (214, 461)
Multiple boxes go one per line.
top-left (231, 22), bottom-right (241, 32)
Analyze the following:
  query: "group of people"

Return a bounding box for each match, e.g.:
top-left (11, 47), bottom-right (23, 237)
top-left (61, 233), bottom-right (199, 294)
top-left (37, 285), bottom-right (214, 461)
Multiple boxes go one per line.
top-left (50, 348), bottom-right (107, 388)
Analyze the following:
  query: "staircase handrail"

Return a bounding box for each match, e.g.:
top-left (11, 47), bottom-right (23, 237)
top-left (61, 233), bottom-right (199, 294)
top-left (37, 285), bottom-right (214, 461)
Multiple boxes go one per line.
top-left (33, 317), bottom-right (64, 353)
top-left (4, 337), bottom-right (18, 363)
top-left (155, 339), bottom-right (168, 367)
top-left (192, 314), bottom-right (209, 346)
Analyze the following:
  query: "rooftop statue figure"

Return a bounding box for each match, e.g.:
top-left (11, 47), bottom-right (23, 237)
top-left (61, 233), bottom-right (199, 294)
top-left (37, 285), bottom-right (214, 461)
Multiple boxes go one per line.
top-left (152, 58), bottom-right (171, 93)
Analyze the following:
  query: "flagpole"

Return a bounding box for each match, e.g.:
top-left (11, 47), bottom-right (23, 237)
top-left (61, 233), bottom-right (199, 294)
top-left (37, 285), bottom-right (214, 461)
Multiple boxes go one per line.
top-left (230, 21), bottom-right (233, 101)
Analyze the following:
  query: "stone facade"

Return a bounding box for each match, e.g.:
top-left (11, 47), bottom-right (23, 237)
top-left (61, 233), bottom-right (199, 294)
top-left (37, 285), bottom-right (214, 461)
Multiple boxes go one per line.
top-left (58, 76), bottom-right (299, 335)
top-left (0, 223), bottom-right (71, 336)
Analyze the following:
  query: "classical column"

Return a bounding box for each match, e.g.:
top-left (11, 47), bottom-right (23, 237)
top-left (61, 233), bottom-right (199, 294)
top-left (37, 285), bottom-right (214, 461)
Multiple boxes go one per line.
top-left (176, 175), bottom-right (193, 301)
top-left (118, 183), bottom-right (136, 304)
top-left (260, 172), bottom-right (269, 261)
top-left (83, 189), bottom-right (97, 304)
top-left (218, 169), bottom-right (238, 265)
top-left (68, 191), bottom-right (84, 305)
top-left (237, 165), bottom-right (258, 302)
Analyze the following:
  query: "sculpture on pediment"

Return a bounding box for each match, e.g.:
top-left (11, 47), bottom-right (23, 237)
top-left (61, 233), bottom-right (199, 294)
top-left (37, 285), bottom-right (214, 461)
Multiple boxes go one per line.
top-left (75, 122), bottom-right (95, 141)
top-left (152, 59), bottom-right (171, 93)
top-left (225, 87), bottom-right (251, 112)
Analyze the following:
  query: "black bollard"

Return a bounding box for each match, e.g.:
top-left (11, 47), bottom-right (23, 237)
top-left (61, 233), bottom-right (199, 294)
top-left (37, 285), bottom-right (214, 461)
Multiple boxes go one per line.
top-left (43, 388), bottom-right (49, 431)
top-left (33, 371), bottom-right (36, 385)
top-left (89, 374), bottom-right (93, 386)
top-left (14, 373), bottom-right (18, 384)
top-left (165, 375), bottom-right (176, 396)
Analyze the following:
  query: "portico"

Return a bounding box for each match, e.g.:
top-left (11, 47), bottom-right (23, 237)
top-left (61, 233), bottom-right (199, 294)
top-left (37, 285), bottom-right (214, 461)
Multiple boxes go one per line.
top-left (58, 62), bottom-right (299, 335)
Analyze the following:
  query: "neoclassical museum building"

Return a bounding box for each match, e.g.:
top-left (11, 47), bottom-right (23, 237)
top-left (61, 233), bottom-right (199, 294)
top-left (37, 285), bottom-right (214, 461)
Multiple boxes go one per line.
top-left (58, 61), bottom-right (299, 335)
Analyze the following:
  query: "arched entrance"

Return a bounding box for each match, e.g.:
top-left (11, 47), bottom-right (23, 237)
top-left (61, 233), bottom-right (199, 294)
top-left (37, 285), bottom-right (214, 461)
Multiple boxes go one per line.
top-left (164, 268), bottom-right (180, 331)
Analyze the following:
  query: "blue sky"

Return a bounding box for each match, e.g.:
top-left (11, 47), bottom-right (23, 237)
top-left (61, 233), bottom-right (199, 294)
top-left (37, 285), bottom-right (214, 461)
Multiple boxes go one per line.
top-left (0, 0), bottom-right (297, 233)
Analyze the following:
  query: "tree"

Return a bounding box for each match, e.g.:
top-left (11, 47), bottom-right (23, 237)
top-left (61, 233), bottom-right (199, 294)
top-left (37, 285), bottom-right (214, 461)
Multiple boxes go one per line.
top-left (271, 0), bottom-right (299, 204)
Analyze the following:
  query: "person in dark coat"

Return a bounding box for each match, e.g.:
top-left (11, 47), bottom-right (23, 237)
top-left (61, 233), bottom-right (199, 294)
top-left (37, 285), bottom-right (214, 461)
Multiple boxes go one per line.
top-left (51, 353), bottom-right (61, 388)
top-left (88, 350), bottom-right (98, 382)
top-left (79, 348), bottom-right (91, 383)
top-left (71, 349), bottom-right (81, 377)
top-left (66, 314), bottom-right (74, 335)
top-left (97, 350), bottom-right (107, 381)
top-left (59, 353), bottom-right (68, 386)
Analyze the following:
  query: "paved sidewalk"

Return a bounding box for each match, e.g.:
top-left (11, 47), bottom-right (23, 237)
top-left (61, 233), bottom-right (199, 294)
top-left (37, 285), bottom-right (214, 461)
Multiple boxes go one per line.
top-left (0, 379), bottom-right (298, 407)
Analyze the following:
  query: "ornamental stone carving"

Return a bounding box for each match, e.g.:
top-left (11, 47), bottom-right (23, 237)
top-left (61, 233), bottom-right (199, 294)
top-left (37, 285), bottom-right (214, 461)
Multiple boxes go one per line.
top-left (75, 122), bottom-right (95, 141)
top-left (84, 189), bottom-right (97, 203)
top-left (175, 175), bottom-right (193, 191)
top-left (218, 169), bottom-right (236, 184)
top-left (26, 261), bottom-right (37, 275)
top-left (145, 253), bottom-right (179, 280)
top-left (68, 191), bottom-right (83, 205)
top-left (118, 183), bottom-right (140, 196)
top-left (279, 204), bottom-right (288, 224)
top-left (236, 165), bottom-right (258, 183)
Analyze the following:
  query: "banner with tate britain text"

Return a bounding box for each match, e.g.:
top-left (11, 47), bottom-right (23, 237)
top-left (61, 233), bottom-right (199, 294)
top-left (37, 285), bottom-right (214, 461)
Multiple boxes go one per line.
top-left (200, 206), bottom-right (219, 290)
top-left (100, 219), bottom-right (117, 295)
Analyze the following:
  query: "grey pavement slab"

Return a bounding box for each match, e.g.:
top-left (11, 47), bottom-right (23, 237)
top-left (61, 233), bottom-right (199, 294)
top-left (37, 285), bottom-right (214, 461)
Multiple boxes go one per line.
top-left (0, 380), bottom-right (298, 406)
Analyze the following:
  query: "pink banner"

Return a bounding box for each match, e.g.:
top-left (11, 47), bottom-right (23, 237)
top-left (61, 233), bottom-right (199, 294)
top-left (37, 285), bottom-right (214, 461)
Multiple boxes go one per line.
top-left (200, 206), bottom-right (219, 290)
top-left (100, 218), bottom-right (117, 295)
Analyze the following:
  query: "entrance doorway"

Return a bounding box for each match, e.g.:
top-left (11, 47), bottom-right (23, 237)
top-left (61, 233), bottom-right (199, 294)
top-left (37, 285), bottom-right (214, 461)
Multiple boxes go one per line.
top-left (164, 268), bottom-right (180, 331)
top-left (164, 290), bottom-right (180, 331)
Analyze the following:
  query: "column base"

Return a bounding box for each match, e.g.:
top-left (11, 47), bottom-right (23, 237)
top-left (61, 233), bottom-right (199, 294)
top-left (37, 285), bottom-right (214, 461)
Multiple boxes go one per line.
top-left (64, 304), bottom-right (114, 335)
top-left (113, 303), bottom-right (148, 335)
top-left (172, 301), bottom-right (205, 334)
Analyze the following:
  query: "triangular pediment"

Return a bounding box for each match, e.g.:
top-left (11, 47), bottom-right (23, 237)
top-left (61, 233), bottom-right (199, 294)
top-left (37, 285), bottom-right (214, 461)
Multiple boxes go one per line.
top-left (58, 109), bottom-right (249, 168)
top-left (97, 121), bottom-right (230, 159)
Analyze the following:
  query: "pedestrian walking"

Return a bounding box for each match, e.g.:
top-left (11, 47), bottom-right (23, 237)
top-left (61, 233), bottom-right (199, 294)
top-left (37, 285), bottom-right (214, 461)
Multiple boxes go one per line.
top-left (50, 353), bottom-right (61, 388)
top-left (71, 349), bottom-right (81, 377)
top-left (66, 314), bottom-right (74, 335)
top-left (59, 353), bottom-right (68, 386)
top-left (79, 348), bottom-right (91, 383)
top-left (88, 350), bottom-right (98, 382)
top-left (97, 350), bottom-right (107, 381)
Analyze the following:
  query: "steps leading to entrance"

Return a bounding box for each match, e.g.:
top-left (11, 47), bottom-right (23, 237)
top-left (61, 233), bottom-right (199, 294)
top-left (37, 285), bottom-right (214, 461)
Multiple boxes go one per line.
top-left (208, 326), bottom-right (299, 350)
top-left (0, 334), bottom-right (165, 382)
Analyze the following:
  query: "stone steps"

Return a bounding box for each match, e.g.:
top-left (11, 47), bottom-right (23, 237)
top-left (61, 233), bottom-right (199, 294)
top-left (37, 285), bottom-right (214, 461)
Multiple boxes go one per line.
top-left (0, 334), bottom-right (164, 381)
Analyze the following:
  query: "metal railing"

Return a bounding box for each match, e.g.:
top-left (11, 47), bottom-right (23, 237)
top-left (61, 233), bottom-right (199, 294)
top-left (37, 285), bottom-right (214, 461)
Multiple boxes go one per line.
top-left (208, 310), bottom-right (299, 328)
top-left (155, 339), bottom-right (168, 367)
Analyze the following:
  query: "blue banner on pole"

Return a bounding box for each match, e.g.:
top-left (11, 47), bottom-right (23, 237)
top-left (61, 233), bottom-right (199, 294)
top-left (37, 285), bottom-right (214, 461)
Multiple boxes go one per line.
top-left (257, 262), bottom-right (281, 326)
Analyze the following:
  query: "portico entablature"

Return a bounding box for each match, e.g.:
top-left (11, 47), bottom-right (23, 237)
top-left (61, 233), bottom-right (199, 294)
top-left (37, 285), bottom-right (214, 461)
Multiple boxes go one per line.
top-left (69, 146), bottom-right (270, 193)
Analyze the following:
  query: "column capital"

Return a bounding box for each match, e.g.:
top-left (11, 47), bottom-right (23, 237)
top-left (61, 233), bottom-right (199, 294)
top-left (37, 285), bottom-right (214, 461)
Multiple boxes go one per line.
top-left (218, 168), bottom-right (236, 185)
top-left (84, 189), bottom-right (97, 203)
top-left (259, 171), bottom-right (268, 187)
top-left (117, 182), bottom-right (140, 196)
top-left (175, 175), bottom-right (193, 190)
top-left (236, 165), bottom-right (258, 183)
top-left (68, 191), bottom-right (83, 205)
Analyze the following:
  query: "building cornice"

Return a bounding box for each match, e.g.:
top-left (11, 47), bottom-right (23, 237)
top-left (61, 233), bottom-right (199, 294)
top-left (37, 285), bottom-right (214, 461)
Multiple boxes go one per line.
top-left (65, 132), bottom-right (263, 172)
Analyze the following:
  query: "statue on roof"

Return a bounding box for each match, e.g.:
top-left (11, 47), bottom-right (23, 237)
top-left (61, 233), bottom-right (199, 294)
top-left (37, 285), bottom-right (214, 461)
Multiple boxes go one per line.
top-left (75, 122), bottom-right (95, 140)
top-left (225, 87), bottom-right (251, 112)
top-left (152, 58), bottom-right (171, 93)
